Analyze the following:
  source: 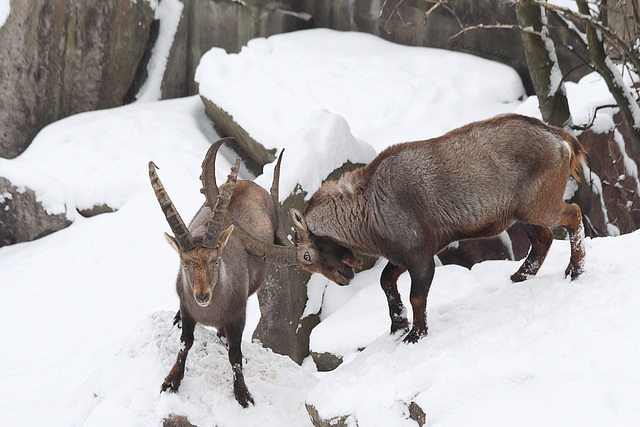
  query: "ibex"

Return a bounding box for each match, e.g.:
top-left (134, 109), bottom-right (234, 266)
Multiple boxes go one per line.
top-left (235, 114), bottom-right (587, 343)
top-left (149, 138), bottom-right (284, 407)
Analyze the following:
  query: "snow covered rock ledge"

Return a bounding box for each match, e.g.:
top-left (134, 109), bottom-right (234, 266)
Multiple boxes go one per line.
top-left (252, 110), bottom-right (377, 364)
top-left (194, 28), bottom-right (525, 161)
top-left (0, 165), bottom-right (72, 246)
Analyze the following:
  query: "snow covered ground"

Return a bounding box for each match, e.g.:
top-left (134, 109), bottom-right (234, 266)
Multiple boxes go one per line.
top-left (1, 29), bottom-right (639, 426)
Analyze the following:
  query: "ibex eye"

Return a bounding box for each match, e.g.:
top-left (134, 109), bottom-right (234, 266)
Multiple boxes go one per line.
top-left (303, 252), bottom-right (312, 262)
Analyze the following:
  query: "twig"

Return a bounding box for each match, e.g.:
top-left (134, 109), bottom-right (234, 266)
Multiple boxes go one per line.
top-left (449, 23), bottom-right (546, 40)
top-left (415, 1), bottom-right (449, 33)
top-left (571, 104), bottom-right (618, 131)
top-left (382, 0), bottom-right (407, 34)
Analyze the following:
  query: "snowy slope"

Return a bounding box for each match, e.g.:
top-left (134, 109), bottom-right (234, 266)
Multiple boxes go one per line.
top-left (308, 233), bottom-right (640, 426)
top-left (1, 29), bottom-right (639, 427)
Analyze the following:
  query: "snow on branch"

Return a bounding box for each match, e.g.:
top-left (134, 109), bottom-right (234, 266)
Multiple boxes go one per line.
top-left (534, 0), bottom-right (640, 74)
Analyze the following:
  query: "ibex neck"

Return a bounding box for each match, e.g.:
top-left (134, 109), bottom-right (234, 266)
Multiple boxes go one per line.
top-left (306, 174), bottom-right (380, 255)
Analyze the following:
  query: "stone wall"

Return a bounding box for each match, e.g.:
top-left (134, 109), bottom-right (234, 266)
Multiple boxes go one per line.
top-left (0, 0), bottom-right (155, 158)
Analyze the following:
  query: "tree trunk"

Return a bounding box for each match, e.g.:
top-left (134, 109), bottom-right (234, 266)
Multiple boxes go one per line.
top-left (516, 0), bottom-right (572, 128)
top-left (576, 0), bottom-right (640, 152)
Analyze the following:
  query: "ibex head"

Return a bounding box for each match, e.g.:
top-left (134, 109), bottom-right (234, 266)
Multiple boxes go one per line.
top-left (149, 158), bottom-right (240, 307)
top-left (193, 138), bottom-right (363, 287)
top-left (289, 208), bottom-right (362, 286)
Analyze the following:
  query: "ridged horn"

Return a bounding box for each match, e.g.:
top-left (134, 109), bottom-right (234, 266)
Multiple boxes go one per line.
top-left (232, 223), bottom-right (300, 266)
top-left (201, 137), bottom-right (235, 208)
top-left (269, 149), bottom-right (291, 246)
top-left (149, 161), bottom-right (195, 252)
top-left (202, 158), bottom-right (241, 249)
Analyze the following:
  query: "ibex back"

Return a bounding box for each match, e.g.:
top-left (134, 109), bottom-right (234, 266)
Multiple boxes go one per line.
top-left (285, 114), bottom-right (587, 343)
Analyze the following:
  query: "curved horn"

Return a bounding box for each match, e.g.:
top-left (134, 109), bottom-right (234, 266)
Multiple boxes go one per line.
top-left (202, 158), bottom-right (241, 248)
top-left (232, 223), bottom-right (299, 266)
top-left (149, 161), bottom-right (195, 252)
top-left (270, 148), bottom-right (284, 207)
top-left (200, 137), bottom-right (236, 207)
top-left (269, 149), bottom-right (291, 246)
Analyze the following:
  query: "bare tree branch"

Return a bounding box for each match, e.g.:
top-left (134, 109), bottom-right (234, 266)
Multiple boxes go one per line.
top-left (571, 104), bottom-right (618, 131)
top-left (416, 0), bottom-right (450, 33)
top-left (381, 0), bottom-right (407, 34)
top-left (449, 23), bottom-right (546, 40)
top-left (535, 0), bottom-right (640, 74)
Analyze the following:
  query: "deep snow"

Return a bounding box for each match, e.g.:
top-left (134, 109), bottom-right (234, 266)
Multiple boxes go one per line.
top-left (1, 29), bottom-right (639, 427)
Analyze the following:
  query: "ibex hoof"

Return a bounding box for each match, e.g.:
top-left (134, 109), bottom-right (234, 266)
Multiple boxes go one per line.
top-left (172, 310), bottom-right (182, 328)
top-left (390, 317), bottom-right (409, 335)
top-left (161, 374), bottom-right (182, 393)
top-left (565, 264), bottom-right (583, 280)
top-left (234, 387), bottom-right (255, 408)
top-left (510, 271), bottom-right (529, 283)
top-left (403, 327), bottom-right (427, 344)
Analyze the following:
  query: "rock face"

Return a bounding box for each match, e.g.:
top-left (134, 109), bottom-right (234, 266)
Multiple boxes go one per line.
top-left (0, 0), bottom-right (155, 158)
top-left (200, 96), bottom-right (276, 176)
top-left (163, 0), bottom-right (313, 98)
top-left (0, 177), bottom-right (71, 247)
top-left (253, 162), bottom-right (364, 365)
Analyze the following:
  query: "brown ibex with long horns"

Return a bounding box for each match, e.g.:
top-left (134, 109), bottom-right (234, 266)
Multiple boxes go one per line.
top-left (234, 114), bottom-right (587, 344)
top-left (149, 138), bottom-right (285, 407)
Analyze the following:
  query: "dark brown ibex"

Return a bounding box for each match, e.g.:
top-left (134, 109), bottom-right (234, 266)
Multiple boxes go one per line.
top-left (236, 114), bottom-right (587, 343)
top-left (149, 138), bottom-right (284, 407)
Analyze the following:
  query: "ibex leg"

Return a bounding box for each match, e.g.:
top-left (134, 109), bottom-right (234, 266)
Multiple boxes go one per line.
top-left (404, 257), bottom-right (435, 343)
top-left (380, 262), bottom-right (409, 335)
top-left (511, 224), bottom-right (553, 282)
top-left (224, 320), bottom-right (254, 408)
top-left (557, 203), bottom-right (585, 280)
top-left (161, 307), bottom-right (195, 392)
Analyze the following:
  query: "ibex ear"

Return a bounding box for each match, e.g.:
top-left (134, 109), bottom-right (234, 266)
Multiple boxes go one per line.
top-left (216, 225), bottom-right (235, 253)
top-left (290, 208), bottom-right (308, 234)
top-left (164, 232), bottom-right (180, 253)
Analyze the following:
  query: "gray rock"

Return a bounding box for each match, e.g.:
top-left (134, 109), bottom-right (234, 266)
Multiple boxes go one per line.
top-left (162, 414), bottom-right (198, 427)
top-left (408, 401), bottom-right (427, 426)
top-left (310, 351), bottom-right (343, 372)
top-left (200, 96), bottom-right (276, 176)
top-left (0, 177), bottom-right (71, 247)
top-left (253, 162), bottom-right (365, 365)
top-left (77, 204), bottom-right (116, 218)
top-left (0, 0), bottom-right (155, 158)
top-left (305, 401), bottom-right (426, 427)
top-left (306, 403), bottom-right (355, 427)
